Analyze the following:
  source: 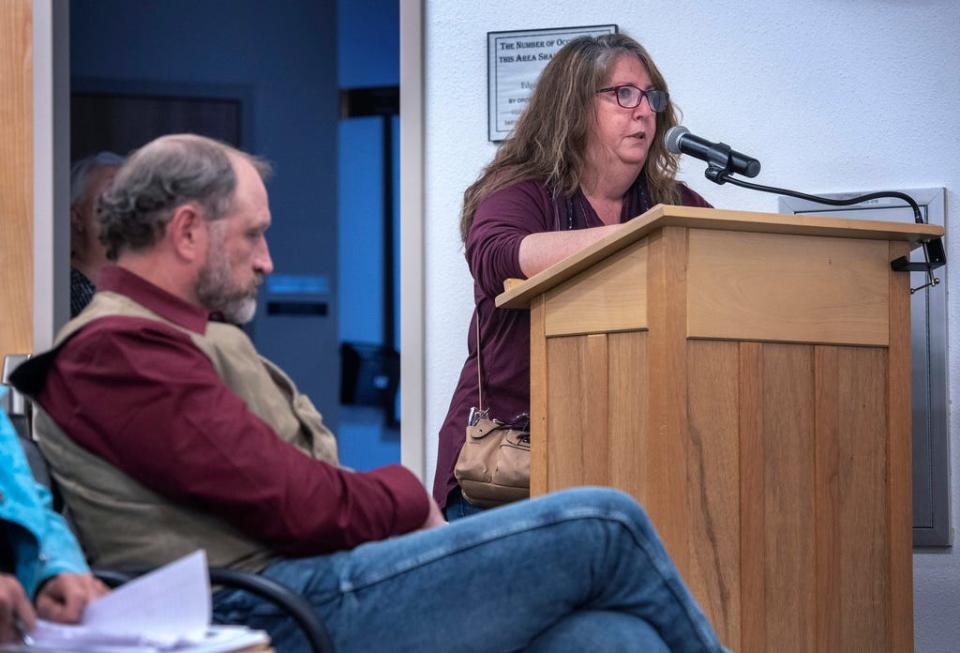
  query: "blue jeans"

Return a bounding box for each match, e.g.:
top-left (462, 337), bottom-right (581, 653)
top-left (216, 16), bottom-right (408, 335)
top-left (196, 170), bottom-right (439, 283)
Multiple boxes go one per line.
top-left (443, 486), bottom-right (486, 521)
top-left (213, 487), bottom-right (724, 653)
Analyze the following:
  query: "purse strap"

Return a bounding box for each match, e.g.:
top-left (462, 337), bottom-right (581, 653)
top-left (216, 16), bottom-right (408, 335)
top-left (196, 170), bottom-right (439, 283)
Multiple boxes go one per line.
top-left (475, 307), bottom-right (484, 413)
top-left (471, 306), bottom-right (530, 432)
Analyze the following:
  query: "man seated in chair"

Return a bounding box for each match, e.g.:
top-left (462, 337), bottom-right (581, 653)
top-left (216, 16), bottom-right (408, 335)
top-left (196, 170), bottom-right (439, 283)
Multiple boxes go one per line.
top-left (12, 134), bottom-right (726, 653)
top-left (0, 390), bottom-right (107, 643)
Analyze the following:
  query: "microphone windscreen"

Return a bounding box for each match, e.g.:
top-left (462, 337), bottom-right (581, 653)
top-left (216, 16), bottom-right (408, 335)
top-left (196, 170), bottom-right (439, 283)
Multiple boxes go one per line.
top-left (664, 126), bottom-right (689, 154)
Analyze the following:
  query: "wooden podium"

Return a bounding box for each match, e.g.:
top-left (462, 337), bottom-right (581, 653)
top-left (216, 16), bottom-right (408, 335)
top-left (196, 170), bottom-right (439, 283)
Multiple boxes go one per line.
top-left (497, 205), bottom-right (943, 653)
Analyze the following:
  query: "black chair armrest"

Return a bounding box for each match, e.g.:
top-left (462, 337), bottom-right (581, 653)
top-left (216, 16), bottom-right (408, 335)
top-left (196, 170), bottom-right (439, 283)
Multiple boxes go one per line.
top-left (92, 568), bottom-right (135, 588)
top-left (92, 566), bottom-right (335, 653)
top-left (208, 567), bottom-right (334, 653)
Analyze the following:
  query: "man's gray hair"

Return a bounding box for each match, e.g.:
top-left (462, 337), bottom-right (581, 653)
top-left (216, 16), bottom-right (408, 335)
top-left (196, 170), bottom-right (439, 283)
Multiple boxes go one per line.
top-left (70, 151), bottom-right (124, 209)
top-left (98, 134), bottom-right (272, 261)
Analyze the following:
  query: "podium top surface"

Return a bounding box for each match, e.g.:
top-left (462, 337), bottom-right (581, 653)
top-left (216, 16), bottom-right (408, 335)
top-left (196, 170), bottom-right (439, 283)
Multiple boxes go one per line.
top-left (496, 204), bottom-right (943, 309)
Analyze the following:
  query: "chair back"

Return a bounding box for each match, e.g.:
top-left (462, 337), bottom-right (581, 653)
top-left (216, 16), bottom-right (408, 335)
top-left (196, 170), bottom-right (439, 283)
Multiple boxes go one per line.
top-left (1, 353), bottom-right (59, 501)
top-left (1, 354), bottom-right (30, 417)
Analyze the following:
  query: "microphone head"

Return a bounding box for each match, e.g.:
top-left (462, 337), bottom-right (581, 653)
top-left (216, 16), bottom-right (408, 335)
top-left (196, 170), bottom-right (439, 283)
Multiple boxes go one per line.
top-left (664, 126), bottom-right (689, 154)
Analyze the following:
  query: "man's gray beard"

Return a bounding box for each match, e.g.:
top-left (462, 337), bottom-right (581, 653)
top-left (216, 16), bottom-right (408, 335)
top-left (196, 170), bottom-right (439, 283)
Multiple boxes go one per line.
top-left (221, 296), bottom-right (258, 325)
top-left (195, 250), bottom-right (259, 325)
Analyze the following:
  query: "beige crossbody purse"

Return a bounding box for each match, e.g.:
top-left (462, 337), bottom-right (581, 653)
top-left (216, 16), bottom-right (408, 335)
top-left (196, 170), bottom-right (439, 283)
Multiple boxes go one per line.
top-left (453, 310), bottom-right (531, 508)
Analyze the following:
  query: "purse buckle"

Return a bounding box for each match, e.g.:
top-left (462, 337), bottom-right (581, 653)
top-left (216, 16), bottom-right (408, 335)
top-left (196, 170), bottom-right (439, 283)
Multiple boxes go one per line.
top-left (467, 406), bottom-right (489, 427)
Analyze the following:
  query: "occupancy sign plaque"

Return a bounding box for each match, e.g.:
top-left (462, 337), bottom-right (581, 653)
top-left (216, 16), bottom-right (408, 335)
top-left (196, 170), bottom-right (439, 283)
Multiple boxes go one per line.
top-left (487, 24), bottom-right (617, 141)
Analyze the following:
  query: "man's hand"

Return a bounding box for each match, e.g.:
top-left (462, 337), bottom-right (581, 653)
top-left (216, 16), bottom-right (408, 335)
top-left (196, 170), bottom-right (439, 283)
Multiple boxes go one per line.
top-left (0, 573), bottom-right (35, 643)
top-left (36, 573), bottom-right (109, 624)
top-left (420, 496), bottom-right (447, 530)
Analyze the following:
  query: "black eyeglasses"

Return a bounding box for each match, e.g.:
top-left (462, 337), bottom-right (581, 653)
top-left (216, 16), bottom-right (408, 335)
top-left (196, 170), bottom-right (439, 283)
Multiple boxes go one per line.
top-left (595, 85), bottom-right (669, 112)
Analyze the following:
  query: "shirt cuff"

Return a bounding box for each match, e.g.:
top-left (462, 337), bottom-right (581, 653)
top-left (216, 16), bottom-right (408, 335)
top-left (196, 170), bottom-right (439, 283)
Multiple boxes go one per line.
top-left (32, 555), bottom-right (90, 599)
top-left (367, 464), bottom-right (431, 535)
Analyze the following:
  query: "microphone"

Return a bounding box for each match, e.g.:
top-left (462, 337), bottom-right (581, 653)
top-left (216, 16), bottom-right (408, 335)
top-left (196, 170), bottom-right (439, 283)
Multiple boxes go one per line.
top-left (665, 126), bottom-right (761, 178)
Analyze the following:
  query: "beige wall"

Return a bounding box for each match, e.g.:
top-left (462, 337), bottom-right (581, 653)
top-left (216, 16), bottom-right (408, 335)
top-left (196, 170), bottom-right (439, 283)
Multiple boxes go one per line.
top-left (0, 0), bottom-right (33, 361)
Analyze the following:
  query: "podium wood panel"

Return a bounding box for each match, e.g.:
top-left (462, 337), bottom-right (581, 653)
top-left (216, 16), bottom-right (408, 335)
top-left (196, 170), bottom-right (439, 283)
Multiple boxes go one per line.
top-left (529, 297), bottom-right (549, 496)
top-left (687, 230), bottom-right (889, 345)
top-left (687, 341), bottom-right (741, 650)
top-left (644, 227), bottom-right (690, 561)
top-left (739, 343), bottom-right (766, 652)
top-left (838, 347), bottom-right (888, 651)
top-left (543, 243), bottom-right (648, 337)
top-left (886, 241), bottom-right (913, 652)
top-left (544, 335), bottom-right (610, 487)
top-left (814, 347), bottom-right (842, 652)
top-left (608, 332), bottom-right (649, 505)
top-left (759, 344), bottom-right (816, 653)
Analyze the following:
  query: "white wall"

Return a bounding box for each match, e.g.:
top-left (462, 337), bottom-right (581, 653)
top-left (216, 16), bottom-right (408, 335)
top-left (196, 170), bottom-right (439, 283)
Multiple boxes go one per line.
top-left (422, 1), bottom-right (960, 650)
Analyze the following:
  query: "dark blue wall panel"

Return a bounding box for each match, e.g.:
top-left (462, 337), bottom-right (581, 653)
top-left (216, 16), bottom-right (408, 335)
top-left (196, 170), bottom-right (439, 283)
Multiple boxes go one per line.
top-left (72, 0), bottom-right (342, 432)
top-left (336, 0), bottom-right (401, 470)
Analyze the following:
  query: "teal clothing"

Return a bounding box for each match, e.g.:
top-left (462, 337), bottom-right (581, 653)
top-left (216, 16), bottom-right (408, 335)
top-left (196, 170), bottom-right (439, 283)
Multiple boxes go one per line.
top-left (0, 387), bottom-right (88, 597)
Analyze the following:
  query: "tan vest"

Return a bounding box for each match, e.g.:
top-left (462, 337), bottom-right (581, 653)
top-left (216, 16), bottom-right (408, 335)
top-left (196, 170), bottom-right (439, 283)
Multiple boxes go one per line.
top-left (34, 291), bottom-right (339, 572)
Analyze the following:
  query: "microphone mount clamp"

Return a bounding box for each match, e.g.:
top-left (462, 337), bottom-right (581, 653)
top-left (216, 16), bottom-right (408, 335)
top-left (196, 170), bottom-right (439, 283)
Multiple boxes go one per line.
top-left (702, 142), bottom-right (737, 185)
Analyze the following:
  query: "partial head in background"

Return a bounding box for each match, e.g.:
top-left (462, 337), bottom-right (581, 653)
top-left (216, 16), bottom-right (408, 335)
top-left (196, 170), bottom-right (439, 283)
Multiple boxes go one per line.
top-left (461, 32), bottom-right (682, 241)
top-left (98, 134), bottom-right (274, 324)
top-left (70, 152), bottom-right (124, 276)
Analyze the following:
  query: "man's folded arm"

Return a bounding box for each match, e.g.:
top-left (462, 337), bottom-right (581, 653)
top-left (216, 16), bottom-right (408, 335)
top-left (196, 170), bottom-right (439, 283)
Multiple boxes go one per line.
top-left (40, 319), bottom-right (430, 555)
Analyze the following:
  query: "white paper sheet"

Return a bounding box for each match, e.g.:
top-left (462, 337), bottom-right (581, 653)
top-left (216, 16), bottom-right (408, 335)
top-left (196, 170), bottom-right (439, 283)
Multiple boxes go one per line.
top-left (0, 551), bottom-right (270, 652)
top-left (0, 550), bottom-right (245, 653)
top-left (83, 550), bottom-right (211, 645)
top-left (0, 625), bottom-right (267, 653)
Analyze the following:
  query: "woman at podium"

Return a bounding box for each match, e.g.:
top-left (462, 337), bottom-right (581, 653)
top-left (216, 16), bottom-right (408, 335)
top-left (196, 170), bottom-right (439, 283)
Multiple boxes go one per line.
top-left (434, 32), bottom-right (711, 519)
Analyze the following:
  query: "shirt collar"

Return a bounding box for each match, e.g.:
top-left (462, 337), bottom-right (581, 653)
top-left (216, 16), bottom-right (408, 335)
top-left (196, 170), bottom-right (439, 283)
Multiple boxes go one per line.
top-left (97, 265), bottom-right (210, 334)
